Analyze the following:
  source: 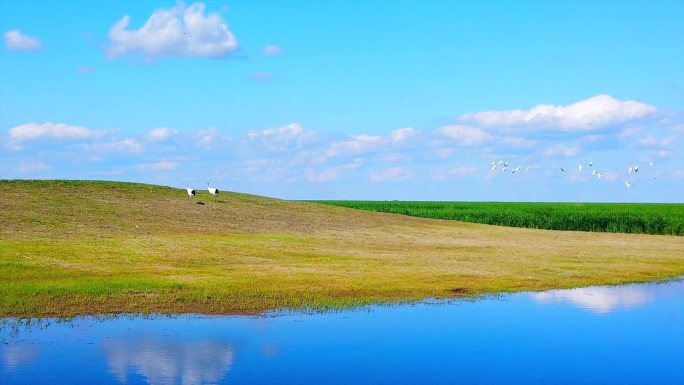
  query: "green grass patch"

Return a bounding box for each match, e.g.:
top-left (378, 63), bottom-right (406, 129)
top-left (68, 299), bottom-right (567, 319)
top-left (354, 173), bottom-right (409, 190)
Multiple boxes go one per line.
top-left (312, 201), bottom-right (684, 235)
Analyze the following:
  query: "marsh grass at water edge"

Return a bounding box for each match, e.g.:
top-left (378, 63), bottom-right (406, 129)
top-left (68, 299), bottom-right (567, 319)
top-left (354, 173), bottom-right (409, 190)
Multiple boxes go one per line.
top-left (312, 201), bottom-right (684, 235)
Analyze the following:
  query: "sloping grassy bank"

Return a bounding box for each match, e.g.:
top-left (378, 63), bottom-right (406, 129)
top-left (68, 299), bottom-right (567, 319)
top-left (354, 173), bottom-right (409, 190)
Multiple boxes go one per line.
top-left (1, 180), bottom-right (683, 317)
top-left (312, 201), bottom-right (684, 235)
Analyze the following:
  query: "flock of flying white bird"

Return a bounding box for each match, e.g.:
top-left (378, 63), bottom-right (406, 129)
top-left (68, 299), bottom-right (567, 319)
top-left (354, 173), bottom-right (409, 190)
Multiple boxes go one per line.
top-left (489, 160), bottom-right (656, 189)
top-left (185, 161), bottom-right (656, 199)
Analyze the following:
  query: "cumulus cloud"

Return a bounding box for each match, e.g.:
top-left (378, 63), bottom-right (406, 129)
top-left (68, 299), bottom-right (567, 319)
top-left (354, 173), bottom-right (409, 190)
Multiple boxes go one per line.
top-left (371, 166), bottom-right (411, 182)
top-left (4, 30), bottom-right (42, 50)
top-left (247, 123), bottom-right (317, 150)
top-left (437, 125), bottom-right (492, 146)
top-left (460, 95), bottom-right (656, 132)
top-left (325, 134), bottom-right (384, 159)
top-left (9, 122), bottom-right (99, 142)
top-left (262, 45), bottom-right (283, 55)
top-left (323, 127), bottom-right (421, 160)
top-left (107, 2), bottom-right (238, 59)
top-left (390, 127), bottom-right (420, 142)
top-left (148, 127), bottom-right (178, 141)
top-left (542, 143), bottom-right (579, 158)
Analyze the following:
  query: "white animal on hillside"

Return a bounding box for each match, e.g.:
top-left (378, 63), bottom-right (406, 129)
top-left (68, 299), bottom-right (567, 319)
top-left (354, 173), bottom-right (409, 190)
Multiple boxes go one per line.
top-left (207, 182), bottom-right (220, 197)
top-left (186, 184), bottom-right (196, 198)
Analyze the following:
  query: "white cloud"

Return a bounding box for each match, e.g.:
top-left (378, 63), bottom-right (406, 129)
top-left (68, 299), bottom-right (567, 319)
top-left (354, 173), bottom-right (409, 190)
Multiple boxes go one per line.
top-left (653, 150), bottom-right (672, 159)
top-left (501, 136), bottom-right (538, 148)
top-left (307, 159), bottom-right (363, 182)
top-left (247, 123), bottom-right (316, 150)
top-left (107, 2), bottom-right (238, 59)
top-left (460, 95), bottom-right (656, 132)
top-left (371, 166), bottom-right (411, 182)
top-left (9, 122), bottom-right (99, 142)
top-left (618, 126), bottom-right (642, 138)
top-left (137, 159), bottom-right (178, 171)
top-left (636, 135), bottom-right (675, 149)
top-left (390, 127), bottom-right (420, 142)
top-left (325, 134), bottom-right (384, 158)
top-left (542, 143), bottom-right (579, 158)
top-left (581, 134), bottom-right (604, 143)
top-left (85, 138), bottom-right (143, 154)
top-left (437, 125), bottom-right (492, 146)
top-left (321, 127), bottom-right (421, 161)
top-left (194, 127), bottom-right (222, 149)
top-left (4, 30), bottom-right (42, 51)
top-left (262, 45), bottom-right (283, 55)
top-left (148, 127), bottom-right (178, 141)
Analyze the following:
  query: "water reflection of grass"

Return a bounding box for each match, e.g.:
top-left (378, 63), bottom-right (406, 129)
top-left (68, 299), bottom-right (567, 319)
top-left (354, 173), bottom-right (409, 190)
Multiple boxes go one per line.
top-left (1, 180), bottom-right (683, 317)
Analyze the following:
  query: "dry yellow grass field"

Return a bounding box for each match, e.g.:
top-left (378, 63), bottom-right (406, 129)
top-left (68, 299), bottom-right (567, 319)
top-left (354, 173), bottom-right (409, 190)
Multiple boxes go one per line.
top-left (1, 180), bottom-right (682, 317)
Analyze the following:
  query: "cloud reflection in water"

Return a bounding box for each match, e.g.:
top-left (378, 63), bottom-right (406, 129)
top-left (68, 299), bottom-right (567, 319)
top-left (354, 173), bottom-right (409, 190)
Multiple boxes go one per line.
top-left (530, 284), bottom-right (658, 313)
top-left (2, 344), bottom-right (38, 371)
top-left (103, 338), bottom-right (234, 385)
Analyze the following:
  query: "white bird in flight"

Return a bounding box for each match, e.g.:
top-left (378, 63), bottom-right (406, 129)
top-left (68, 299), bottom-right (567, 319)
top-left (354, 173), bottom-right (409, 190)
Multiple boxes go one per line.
top-left (625, 181), bottom-right (632, 189)
top-left (578, 164), bottom-right (583, 171)
top-left (589, 161), bottom-right (594, 167)
top-left (597, 173), bottom-right (603, 179)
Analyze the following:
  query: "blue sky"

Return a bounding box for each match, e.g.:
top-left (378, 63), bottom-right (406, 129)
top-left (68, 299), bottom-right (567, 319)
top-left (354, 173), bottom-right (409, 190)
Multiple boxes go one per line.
top-left (1, 0), bottom-right (683, 202)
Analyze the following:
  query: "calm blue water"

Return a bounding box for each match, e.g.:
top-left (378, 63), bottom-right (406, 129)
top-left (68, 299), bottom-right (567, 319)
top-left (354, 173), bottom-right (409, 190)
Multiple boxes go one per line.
top-left (2, 279), bottom-right (683, 385)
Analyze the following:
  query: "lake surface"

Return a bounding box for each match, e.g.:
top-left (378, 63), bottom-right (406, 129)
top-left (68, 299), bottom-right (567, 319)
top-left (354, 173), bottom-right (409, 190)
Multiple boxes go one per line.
top-left (2, 279), bottom-right (683, 385)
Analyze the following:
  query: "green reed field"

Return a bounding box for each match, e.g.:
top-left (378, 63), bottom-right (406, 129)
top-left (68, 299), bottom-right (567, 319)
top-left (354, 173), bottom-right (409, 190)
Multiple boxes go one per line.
top-left (313, 201), bottom-right (684, 235)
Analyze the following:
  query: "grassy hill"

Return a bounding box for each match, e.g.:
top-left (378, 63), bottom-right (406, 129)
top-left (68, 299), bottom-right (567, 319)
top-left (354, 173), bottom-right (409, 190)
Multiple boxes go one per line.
top-left (1, 180), bottom-right (683, 317)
